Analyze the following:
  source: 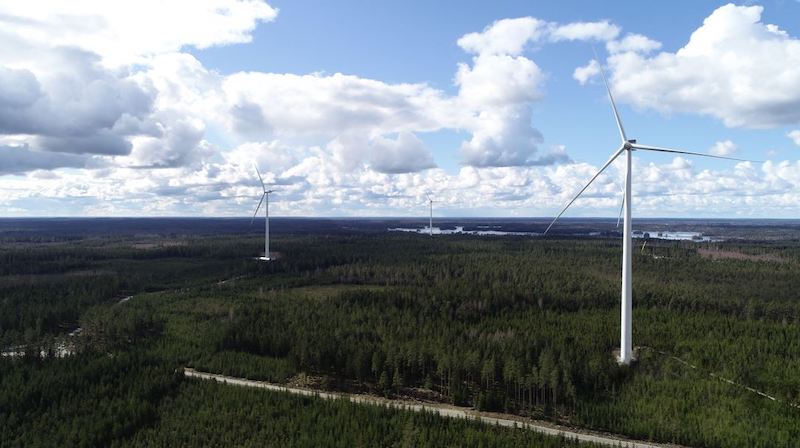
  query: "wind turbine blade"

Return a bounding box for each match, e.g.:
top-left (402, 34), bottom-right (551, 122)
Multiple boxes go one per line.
top-left (631, 144), bottom-right (760, 163)
top-left (592, 46), bottom-right (627, 143)
top-left (544, 145), bottom-right (626, 235)
top-left (616, 185), bottom-right (625, 228)
top-left (250, 193), bottom-right (265, 226)
top-left (254, 164), bottom-right (266, 190)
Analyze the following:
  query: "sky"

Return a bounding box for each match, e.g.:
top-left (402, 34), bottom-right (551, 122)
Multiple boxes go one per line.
top-left (1, 0), bottom-right (800, 218)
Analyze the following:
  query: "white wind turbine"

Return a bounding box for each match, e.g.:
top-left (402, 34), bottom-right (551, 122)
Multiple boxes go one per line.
top-left (425, 193), bottom-right (435, 236)
top-left (251, 165), bottom-right (276, 261)
top-left (544, 55), bottom-right (756, 365)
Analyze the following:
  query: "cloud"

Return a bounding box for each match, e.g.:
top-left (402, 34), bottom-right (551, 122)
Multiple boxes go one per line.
top-left (573, 59), bottom-right (600, 85)
top-left (788, 130), bottom-right (800, 146)
top-left (0, 52), bottom-right (151, 135)
top-left (217, 14), bottom-right (574, 171)
top-left (127, 118), bottom-right (209, 168)
top-left (0, 2), bottom-right (275, 177)
top-left (537, 145), bottom-right (573, 166)
top-left (460, 107), bottom-right (545, 167)
top-left (606, 33), bottom-right (661, 54)
top-left (0, 66), bottom-right (40, 108)
top-left (368, 132), bottom-right (436, 174)
top-left (457, 17), bottom-right (546, 56)
top-left (0, 144), bottom-right (89, 175)
top-left (605, 4), bottom-right (800, 128)
top-left (548, 21), bottom-right (620, 42)
top-left (455, 53), bottom-right (543, 106)
top-left (38, 132), bottom-right (132, 156)
top-left (226, 141), bottom-right (304, 177)
top-left (221, 71), bottom-right (456, 141)
top-left (0, 0), bottom-right (278, 66)
top-left (455, 17), bottom-right (622, 167)
top-left (709, 140), bottom-right (737, 156)
top-left (452, 18), bottom-right (575, 168)
top-left (0, 8), bottom-right (587, 192)
top-left (3, 143), bottom-right (797, 218)
top-left (230, 100), bottom-right (271, 139)
top-left (0, 47), bottom-right (159, 172)
top-left (457, 17), bottom-right (621, 56)
top-left (5, 4), bottom-right (793, 218)
top-left (0, 38), bottom-right (223, 173)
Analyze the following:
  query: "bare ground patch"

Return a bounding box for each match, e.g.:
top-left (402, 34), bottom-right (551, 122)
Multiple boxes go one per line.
top-left (698, 248), bottom-right (789, 263)
top-left (132, 240), bottom-right (188, 250)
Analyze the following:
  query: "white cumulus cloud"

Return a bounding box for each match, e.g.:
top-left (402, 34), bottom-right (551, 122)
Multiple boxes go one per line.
top-left (548, 20), bottom-right (620, 42)
top-left (606, 33), bottom-right (662, 54)
top-left (710, 140), bottom-right (737, 156)
top-left (0, 0), bottom-right (278, 66)
top-left (457, 17), bottom-right (547, 56)
top-left (0, 1), bottom-right (277, 175)
top-left (605, 4), bottom-right (800, 128)
top-left (368, 132), bottom-right (436, 174)
top-left (1, 3), bottom-right (795, 218)
top-left (573, 60), bottom-right (600, 85)
top-left (788, 130), bottom-right (800, 146)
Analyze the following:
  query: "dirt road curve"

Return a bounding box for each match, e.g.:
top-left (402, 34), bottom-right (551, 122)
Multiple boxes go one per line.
top-left (184, 368), bottom-right (681, 448)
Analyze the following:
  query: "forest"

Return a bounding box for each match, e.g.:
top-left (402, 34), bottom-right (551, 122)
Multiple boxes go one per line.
top-left (1, 222), bottom-right (799, 447)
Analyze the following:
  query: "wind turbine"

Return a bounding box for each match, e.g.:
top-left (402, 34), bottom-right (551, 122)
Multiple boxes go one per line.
top-left (425, 193), bottom-right (434, 236)
top-left (544, 55), bottom-right (756, 365)
top-left (251, 165), bottom-right (275, 261)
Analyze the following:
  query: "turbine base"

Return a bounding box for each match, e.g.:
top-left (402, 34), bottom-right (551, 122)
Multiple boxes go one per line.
top-left (612, 347), bottom-right (640, 365)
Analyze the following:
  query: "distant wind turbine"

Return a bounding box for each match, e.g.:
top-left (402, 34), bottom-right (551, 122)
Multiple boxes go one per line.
top-left (544, 53), bottom-right (758, 365)
top-left (251, 165), bottom-right (276, 261)
top-left (426, 193), bottom-right (434, 236)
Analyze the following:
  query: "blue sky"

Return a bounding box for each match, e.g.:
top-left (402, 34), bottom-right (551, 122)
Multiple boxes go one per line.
top-left (191, 0), bottom-right (800, 172)
top-left (1, 1), bottom-right (800, 217)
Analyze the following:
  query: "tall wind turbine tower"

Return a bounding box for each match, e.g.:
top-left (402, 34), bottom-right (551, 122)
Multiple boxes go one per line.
top-left (251, 165), bottom-right (275, 261)
top-left (545, 54), bottom-right (756, 365)
top-left (426, 193), bottom-right (434, 236)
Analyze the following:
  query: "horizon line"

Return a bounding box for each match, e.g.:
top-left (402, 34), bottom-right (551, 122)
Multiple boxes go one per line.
top-left (0, 216), bottom-right (798, 221)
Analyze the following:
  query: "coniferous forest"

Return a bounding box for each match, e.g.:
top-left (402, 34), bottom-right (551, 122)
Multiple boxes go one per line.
top-left (1, 219), bottom-right (799, 447)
